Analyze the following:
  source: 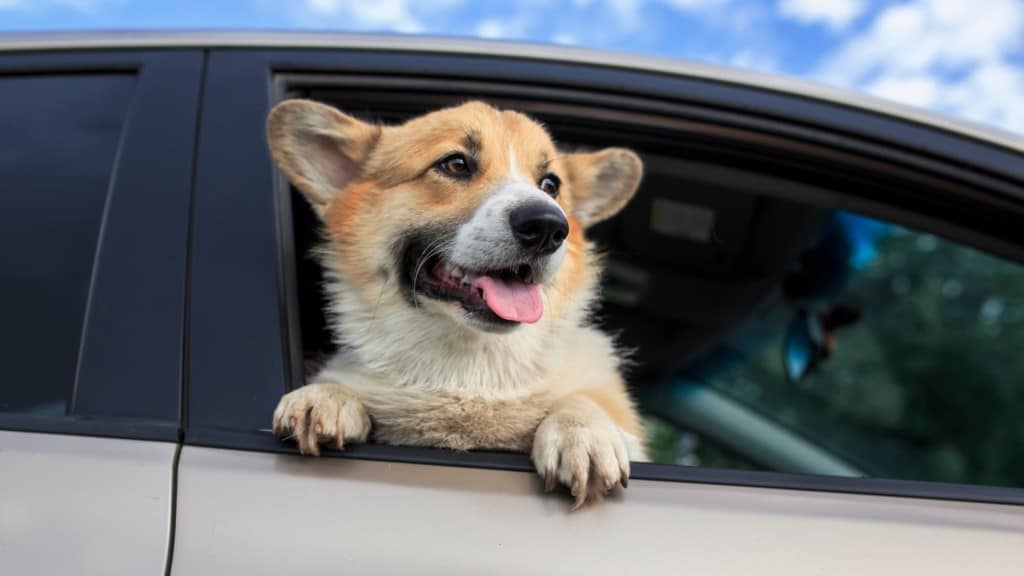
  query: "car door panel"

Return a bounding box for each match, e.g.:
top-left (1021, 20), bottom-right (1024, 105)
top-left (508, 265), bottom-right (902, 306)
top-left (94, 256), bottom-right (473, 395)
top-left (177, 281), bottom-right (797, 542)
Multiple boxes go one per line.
top-left (171, 446), bottom-right (1024, 576)
top-left (0, 432), bottom-right (177, 575)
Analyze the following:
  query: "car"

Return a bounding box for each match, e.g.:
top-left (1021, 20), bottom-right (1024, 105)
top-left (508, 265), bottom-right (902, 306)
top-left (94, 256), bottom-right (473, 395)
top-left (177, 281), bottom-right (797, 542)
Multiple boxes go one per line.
top-left (1, 30), bottom-right (1022, 576)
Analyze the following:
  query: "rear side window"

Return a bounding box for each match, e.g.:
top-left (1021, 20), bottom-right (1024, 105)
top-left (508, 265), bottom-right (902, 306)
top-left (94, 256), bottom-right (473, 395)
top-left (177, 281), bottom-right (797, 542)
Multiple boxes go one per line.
top-left (0, 74), bottom-right (135, 417)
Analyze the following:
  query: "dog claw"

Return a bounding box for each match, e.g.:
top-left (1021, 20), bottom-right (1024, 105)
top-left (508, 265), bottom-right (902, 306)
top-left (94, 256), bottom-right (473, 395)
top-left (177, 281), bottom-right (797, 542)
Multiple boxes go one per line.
top-left (571, 492), bottom-right (587, 511)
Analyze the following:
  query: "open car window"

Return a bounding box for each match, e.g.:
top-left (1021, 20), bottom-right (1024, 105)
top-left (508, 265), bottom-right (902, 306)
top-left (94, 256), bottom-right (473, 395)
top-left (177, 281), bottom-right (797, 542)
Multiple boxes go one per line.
top-left (284, 96), bottom-right (1023, 489)
top-left (282, 91), bottom-right (1024, 490)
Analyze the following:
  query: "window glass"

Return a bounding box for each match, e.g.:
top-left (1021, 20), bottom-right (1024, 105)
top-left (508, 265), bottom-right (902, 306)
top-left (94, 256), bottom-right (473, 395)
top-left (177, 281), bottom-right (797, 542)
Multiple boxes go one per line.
top-left (0, 73), bottom-right (135, 417)
top-left (649, 211), bottom-right (1024, 489)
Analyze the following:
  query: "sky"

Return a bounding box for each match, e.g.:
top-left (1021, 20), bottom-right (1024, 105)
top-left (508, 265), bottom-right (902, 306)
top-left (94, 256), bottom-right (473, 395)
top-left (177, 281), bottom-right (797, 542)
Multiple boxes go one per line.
top-left (2, 0), bottom-right (1023, 136)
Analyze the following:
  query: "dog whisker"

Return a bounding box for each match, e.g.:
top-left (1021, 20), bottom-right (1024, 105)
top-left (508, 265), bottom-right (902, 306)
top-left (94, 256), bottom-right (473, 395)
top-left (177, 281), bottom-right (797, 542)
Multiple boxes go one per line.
top-left (410, 237), bottom-right (452, 307)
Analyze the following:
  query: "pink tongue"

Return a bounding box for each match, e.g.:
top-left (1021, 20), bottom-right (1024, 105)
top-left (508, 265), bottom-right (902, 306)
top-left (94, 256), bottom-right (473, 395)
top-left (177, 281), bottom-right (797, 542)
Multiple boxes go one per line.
top-left (473, 276), bottom-right (543, 323)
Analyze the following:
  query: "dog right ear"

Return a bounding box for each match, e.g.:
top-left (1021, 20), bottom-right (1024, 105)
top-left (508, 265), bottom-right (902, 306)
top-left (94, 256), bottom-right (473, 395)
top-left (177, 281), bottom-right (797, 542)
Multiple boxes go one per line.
top-left (267, 99), bottom-right (380, 217)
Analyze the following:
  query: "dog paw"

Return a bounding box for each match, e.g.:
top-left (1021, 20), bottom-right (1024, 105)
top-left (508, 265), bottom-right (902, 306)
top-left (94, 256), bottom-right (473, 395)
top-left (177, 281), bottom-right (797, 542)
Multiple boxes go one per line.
top-left (531, 409), bottom-right (631, 510)
top-left (272, 382), bottom-right (371, 456)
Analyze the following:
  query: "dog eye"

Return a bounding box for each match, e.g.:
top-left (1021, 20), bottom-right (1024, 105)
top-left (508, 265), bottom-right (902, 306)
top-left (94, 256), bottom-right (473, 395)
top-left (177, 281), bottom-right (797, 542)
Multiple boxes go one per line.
top-left (437, 153), bottom-right (472, 178)
top-left (539, 174), bottom-right (561, 198)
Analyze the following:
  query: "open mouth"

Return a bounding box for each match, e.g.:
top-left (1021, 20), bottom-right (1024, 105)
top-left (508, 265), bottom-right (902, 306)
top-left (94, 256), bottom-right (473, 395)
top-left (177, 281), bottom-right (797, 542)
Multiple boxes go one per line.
top-left (403, 243), bottom-right (543, 325)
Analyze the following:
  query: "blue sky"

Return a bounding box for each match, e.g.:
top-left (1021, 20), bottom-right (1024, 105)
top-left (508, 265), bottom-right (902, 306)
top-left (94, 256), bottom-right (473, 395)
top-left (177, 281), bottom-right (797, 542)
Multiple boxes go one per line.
top-left (2, 0), bottom-right (1023, 135)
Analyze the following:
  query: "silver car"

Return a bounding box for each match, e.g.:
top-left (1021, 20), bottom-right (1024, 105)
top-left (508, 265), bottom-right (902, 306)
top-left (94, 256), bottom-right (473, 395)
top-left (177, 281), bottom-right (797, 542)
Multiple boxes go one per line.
top-left (2, 31), bottom-right (1022, 575)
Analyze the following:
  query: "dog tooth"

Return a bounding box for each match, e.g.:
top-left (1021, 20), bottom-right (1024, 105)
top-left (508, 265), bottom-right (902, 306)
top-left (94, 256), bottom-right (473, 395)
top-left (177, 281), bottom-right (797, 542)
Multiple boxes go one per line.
top-left (450, 266), bottom-right (464, 279)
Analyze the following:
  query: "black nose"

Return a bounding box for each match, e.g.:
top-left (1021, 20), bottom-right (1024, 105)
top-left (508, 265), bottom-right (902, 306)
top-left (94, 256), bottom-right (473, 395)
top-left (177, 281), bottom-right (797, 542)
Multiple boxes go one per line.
top-left (509, 203), bottom-right (569, 256)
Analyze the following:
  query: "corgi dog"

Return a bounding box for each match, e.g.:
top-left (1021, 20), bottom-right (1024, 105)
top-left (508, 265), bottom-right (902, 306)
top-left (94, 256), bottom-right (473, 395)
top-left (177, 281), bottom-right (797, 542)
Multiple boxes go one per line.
top-left (267, 99), bottom-right (645, 508)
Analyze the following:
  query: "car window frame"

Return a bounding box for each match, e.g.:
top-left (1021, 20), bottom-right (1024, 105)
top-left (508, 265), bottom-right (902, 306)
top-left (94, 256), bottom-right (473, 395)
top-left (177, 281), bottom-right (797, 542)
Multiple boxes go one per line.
top-left (184, 47), bottom-right (1024, 507)
top-left (0, 49), bottom-right (204, 442)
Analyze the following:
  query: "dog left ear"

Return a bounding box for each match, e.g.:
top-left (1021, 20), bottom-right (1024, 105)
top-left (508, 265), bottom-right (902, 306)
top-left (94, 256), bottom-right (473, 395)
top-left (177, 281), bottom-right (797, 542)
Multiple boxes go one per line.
top-left (562, 148), bottom-right (643, 227)
top-left (266, 99), bottom-right (381, 217)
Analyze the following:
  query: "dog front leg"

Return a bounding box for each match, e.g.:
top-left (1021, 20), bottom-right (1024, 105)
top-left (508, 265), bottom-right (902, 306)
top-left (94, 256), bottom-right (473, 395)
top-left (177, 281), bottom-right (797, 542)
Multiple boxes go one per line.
top-left (531, 392), bottom-right (637, 510)
top-left (272, 382), bottom-right (371, 456)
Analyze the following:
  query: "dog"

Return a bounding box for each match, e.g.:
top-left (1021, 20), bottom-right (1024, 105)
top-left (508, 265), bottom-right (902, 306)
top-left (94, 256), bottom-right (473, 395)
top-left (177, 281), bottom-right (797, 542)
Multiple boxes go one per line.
top-left (267, 99), bottom-right (645, 508)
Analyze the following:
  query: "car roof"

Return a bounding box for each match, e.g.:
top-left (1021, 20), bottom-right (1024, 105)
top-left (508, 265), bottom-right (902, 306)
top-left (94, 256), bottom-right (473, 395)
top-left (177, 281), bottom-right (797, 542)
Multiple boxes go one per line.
top-left (2, 29), bottom-right (1022, 155)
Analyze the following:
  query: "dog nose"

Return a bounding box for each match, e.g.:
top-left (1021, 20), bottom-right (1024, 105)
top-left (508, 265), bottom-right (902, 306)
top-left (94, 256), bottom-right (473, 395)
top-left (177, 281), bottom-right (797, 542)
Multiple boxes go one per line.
top-left (509, 203), bottom-right (569, 255)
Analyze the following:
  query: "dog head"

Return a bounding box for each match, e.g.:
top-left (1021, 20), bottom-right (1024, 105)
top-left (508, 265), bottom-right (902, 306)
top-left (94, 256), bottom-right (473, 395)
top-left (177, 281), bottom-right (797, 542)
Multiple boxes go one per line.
top-left (268, 99), bottom-right (642, 335)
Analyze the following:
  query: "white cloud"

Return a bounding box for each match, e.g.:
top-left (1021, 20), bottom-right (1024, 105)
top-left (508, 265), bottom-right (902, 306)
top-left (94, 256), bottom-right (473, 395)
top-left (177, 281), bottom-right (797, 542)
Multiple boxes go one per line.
top-left (729, 50), bottom-right (779, 74)
top-left (778, 0), bottom-right (865, 31)
top-left (310, 0), bottom-right (422, 33)
top-left (604, 0), bottom-right (644, 27)
top-left (821, 0), bottom-right (1023, 85)
top-left (472, 13), bottom-right (537, 40)
top-left (815, 0), bottom-right (1024, 134)
top-left (944, 61), bottom-right (1024, 133)
top-left (550, 32), bottom-right (579, 45)
top-left (303, 0), bottom-right (464, 34)
top-left (864, 74), bottom-right (941, 108)
top-left (474, 18), bottom-right (507, 39)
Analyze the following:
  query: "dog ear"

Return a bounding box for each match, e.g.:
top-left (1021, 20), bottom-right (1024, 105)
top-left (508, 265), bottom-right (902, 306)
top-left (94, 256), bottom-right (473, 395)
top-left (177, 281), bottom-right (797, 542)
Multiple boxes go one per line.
top-left (562, 148), bottom-right (643, 227)
top-left (267, 99), bottom-right (381, 216)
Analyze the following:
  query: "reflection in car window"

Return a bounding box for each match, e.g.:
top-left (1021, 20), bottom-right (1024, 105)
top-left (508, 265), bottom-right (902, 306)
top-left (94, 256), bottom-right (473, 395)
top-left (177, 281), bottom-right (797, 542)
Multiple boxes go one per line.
top-left (652, 211), bottom-right (1024, 488)
top-left (0, 74), bottom-right (135, 417)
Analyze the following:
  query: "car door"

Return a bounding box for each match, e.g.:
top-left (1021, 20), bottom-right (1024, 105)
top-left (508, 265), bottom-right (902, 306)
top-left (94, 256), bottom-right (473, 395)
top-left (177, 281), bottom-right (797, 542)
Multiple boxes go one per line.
top-left (0, 47), bottom-right (201, 574)
top-left (171, 43), bottom-right (1024, 576)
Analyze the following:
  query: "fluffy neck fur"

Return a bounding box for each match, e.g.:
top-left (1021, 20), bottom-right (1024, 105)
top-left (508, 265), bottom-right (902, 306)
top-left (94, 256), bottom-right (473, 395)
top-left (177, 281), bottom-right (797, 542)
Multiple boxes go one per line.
top-left (319, 245), bottom-right (601, 398)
